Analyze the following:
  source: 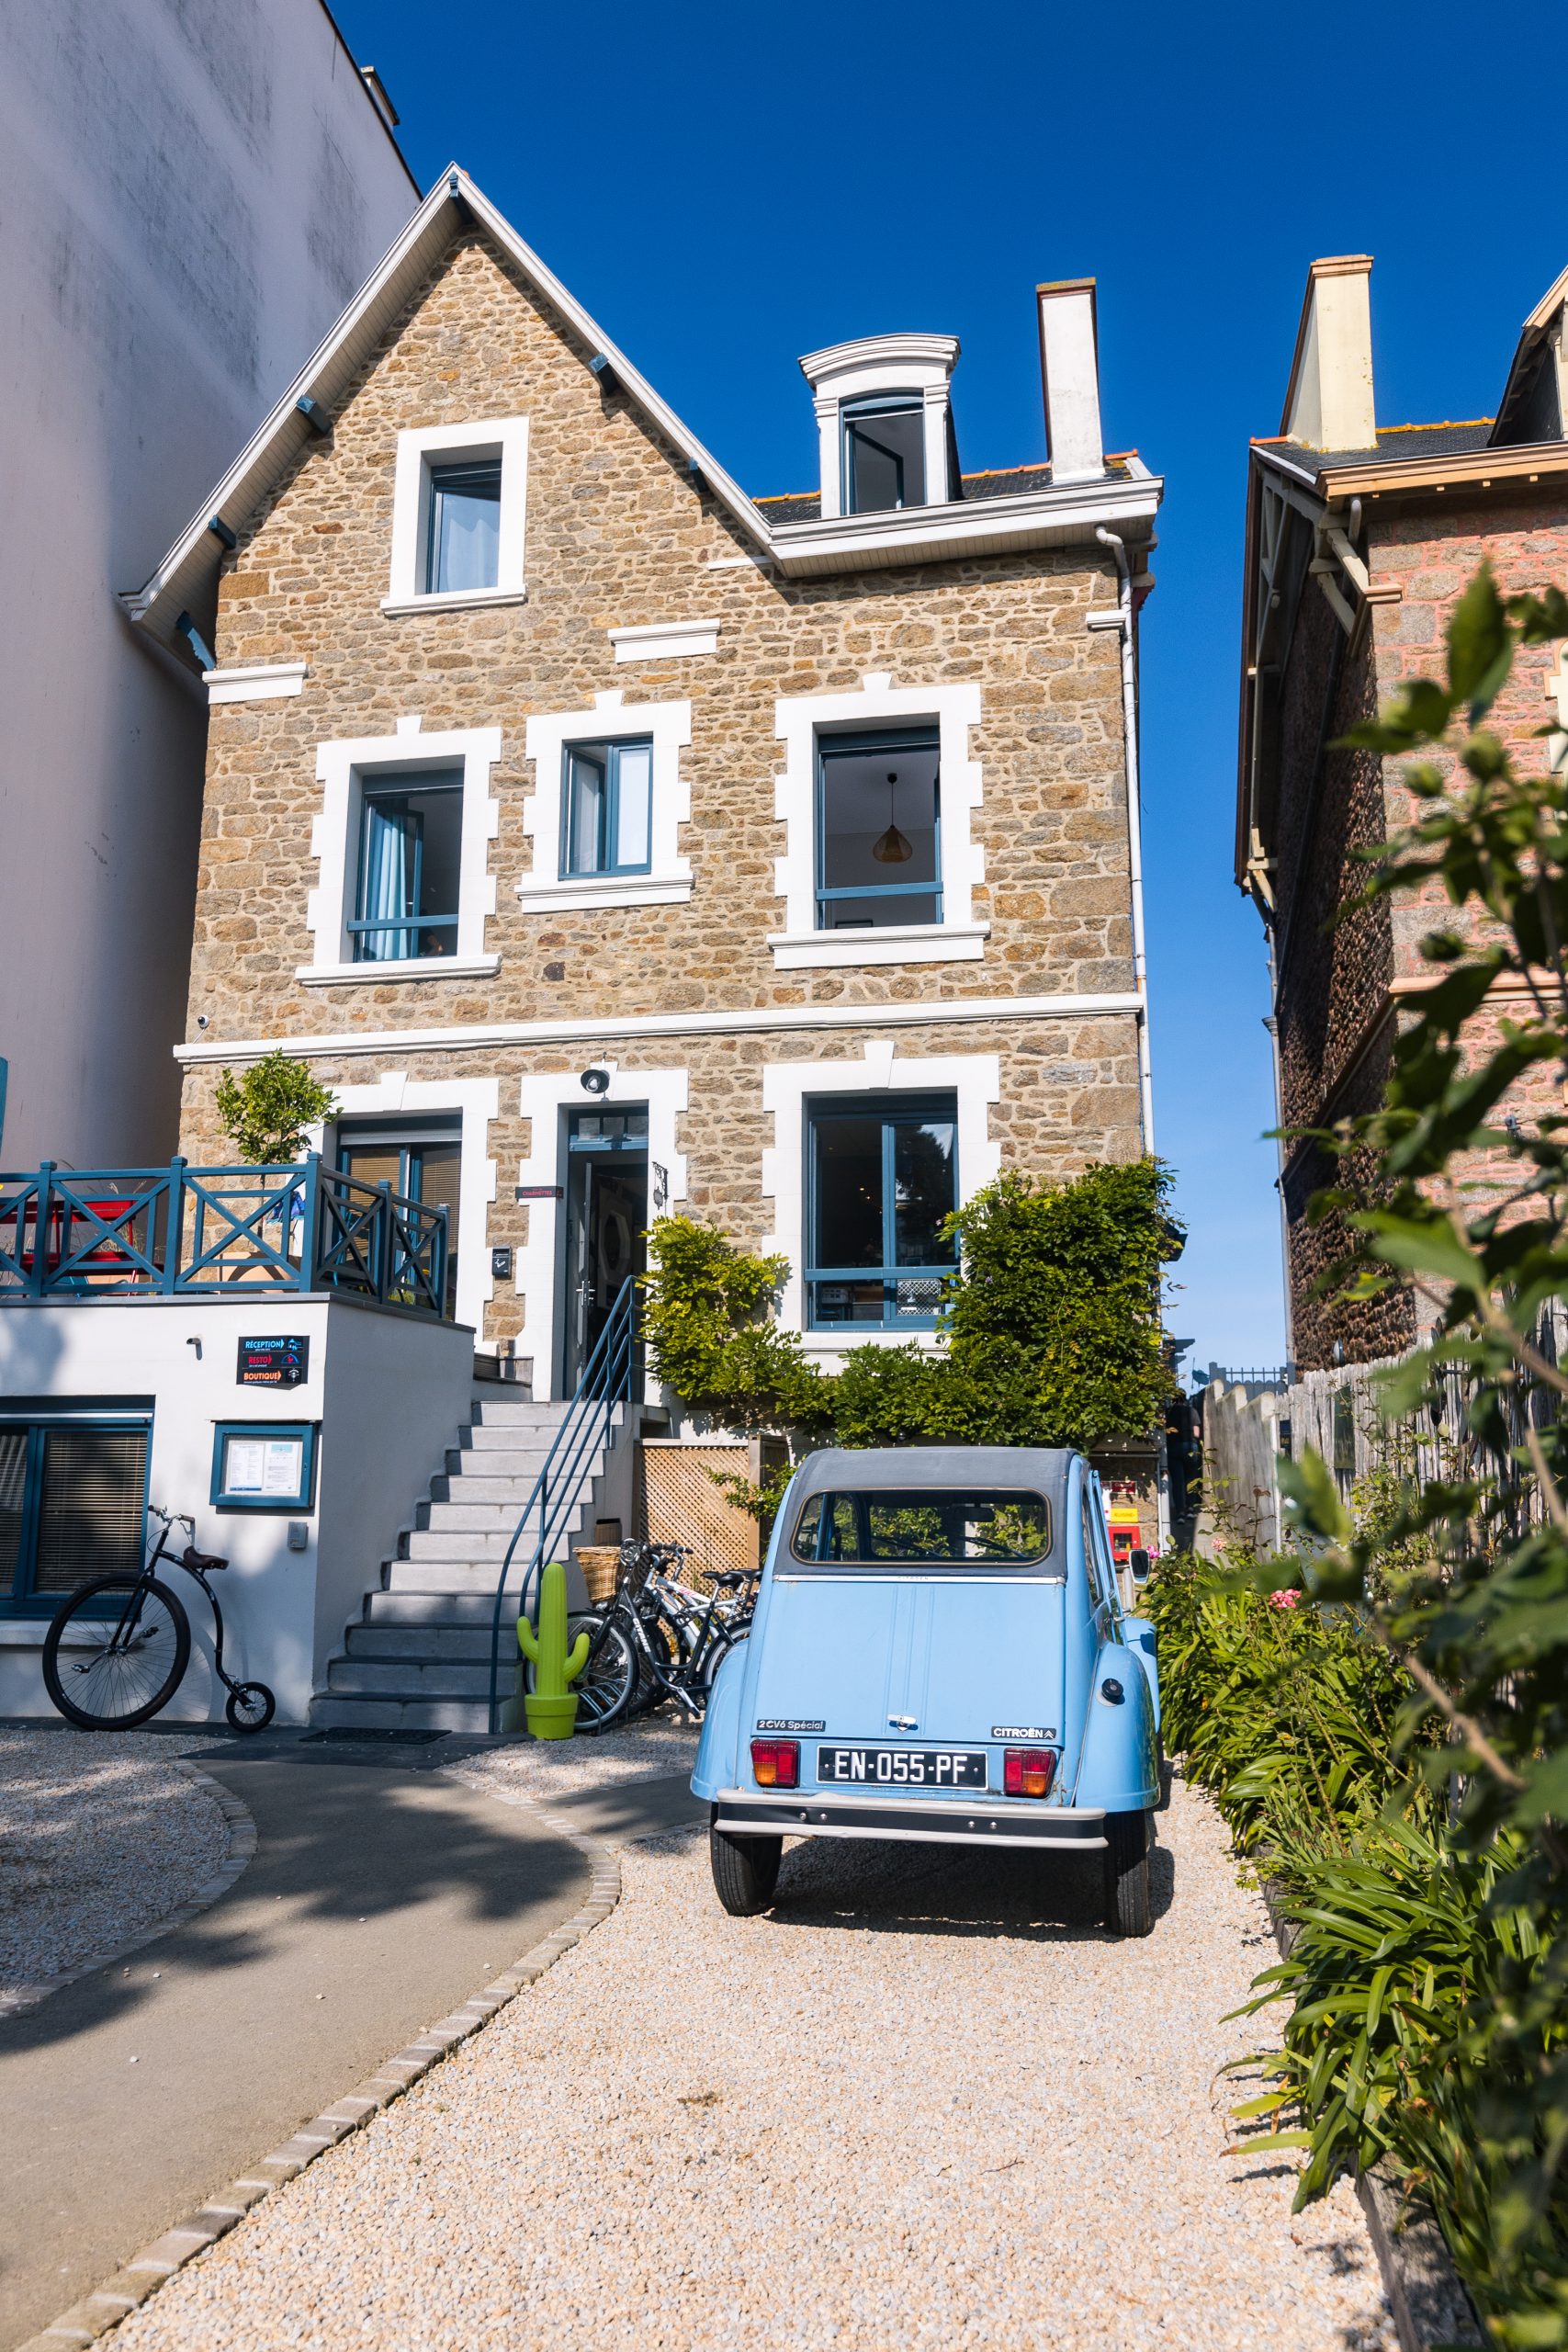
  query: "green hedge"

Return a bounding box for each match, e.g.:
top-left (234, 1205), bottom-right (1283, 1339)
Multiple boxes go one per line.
top-left (1146, 1553), bottom-right (1566, 2344)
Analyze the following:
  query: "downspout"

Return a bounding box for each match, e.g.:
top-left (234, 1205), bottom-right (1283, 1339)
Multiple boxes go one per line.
top-left (1094, 525), bottom-right (1166, 1550)
top-left (1093, 526), bottom-right (1155, 1148)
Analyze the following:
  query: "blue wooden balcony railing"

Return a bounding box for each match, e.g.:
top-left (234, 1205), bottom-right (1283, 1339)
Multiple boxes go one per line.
top-left (0, 1156), bottom-right (450, 1316)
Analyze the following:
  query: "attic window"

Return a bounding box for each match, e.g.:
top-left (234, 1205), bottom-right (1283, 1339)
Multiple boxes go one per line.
top-left (386, 417), bottom-right (529, 611)
top-left (843, 395), bottom-right (925, 514)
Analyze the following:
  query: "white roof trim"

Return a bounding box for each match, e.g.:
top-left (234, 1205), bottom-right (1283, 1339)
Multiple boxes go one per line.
top-left (122, 165), bottom-right (773, 651)
top-left (123, 164), bottom-right (1162, 647)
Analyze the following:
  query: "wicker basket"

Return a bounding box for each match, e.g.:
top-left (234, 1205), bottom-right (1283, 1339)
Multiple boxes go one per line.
top-left (575, 1546), bottom-right (620, 1605)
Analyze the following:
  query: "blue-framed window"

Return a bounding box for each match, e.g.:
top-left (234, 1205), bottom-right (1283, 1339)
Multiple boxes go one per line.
top-left (562, 738), bottom-right (653, 877)
top-left (805, 1093), bottom-right (958, 1329)
top-left (211, 1421), bottom-right (319, 1513)
top-left (425, 458), bottom-right (502, 594)
top-left (842, 392), bottom-right (925, 514)
top-left (0, 1409), bottom-right (152, 1612)
top-left (351, 767), bottom-right (463, 962)
top-left (336, 1117), bottom-right (461, 1314)
top-left (816, 727), bottom-right (941, 932)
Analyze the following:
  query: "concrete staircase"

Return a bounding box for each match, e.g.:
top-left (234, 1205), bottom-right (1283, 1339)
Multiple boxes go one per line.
top-left (310, 1393), bottom-right (625, 1734)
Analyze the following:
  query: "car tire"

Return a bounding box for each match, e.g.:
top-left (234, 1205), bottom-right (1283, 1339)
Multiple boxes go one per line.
top-left (1103, 1808), bottom-right (1153, 1938)
top-left (709, 1819), bottom-right (783, 1917)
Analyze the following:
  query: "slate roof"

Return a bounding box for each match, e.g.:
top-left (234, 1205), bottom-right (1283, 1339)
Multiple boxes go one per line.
top-left (753, 457), bottom-right (1134, 525)
top-left (1255, 420), bottom-right (1495, 479)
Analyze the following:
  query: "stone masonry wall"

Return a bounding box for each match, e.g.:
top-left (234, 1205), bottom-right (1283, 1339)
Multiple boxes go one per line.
top-left (175, 222), bottom-right (1145, 1351)
top-left (177, 1012), bottom-right (1143, 1358)
top-left (186, 231), bottom-right (1134, 1047)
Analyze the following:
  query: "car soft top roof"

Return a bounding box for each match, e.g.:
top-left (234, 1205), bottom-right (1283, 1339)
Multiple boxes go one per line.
top-left (786, 1446), bottom-right (1077, 1526)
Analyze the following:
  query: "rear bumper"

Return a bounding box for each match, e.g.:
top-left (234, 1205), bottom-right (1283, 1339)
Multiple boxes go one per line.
top-left (712, 1792), bottom-right (1108, 1850)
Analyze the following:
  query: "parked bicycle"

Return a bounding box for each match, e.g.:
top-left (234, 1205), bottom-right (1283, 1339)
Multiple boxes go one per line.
top-left (42, 1505), bottom-right (276, 1733)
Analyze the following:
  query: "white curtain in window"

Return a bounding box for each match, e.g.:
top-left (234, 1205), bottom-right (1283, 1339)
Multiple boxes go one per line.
top-left (615, 742), bottom-right (652, 868)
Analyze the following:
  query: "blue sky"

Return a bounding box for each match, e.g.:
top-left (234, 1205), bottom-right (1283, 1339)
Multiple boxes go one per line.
top-left (330, 0), bottom-right (1565, 1376)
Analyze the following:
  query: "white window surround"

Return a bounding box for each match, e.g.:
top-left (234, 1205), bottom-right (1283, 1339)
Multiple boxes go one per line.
top-left (800, 334), bottom-right (959, 521)
top-left (608, 619), bottom-right (721, 662)
top-left (518, 691), bottom-right (693, 914)
top-left (770, 672), bottom-right (986, 967)
top-left (761, 1044), bottom-right (1001, 1359)
top-left (514, 1064), bottom-right (689, 1400)
top-left (300, 715), bottom-right (501, 985)
top-left (204, 661), bottom-right (308, 705)
top-left (385, 416), bottom-right (528, 611)
top-left (307, 1071), bottom-right (500, 1338)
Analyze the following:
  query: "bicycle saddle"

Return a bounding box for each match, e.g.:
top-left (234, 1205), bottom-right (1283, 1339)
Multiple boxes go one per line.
top-left (182, 1544), bottom-right (229, 1573)
top-left (707, 1568), bottom-right (756, 1589)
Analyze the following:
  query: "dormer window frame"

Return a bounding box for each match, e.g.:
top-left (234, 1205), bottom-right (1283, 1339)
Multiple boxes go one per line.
top-left (800, 334), bottom-right (960, 522)
top-left (840, 391), bottom-right (926, 514)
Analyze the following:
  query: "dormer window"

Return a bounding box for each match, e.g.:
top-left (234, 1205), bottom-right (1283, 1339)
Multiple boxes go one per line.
top-left (842, 394), bottom-right (925, 514)
top-left (800, 334), bottom-right (959, 522)
top-left (385, 417), bottom-right (529, 611)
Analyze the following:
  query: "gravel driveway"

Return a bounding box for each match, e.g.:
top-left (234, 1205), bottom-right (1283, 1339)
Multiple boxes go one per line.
top-left (107, 1740), bottom-right (1393, 2352)
top-left (0, 1728), bottom-right (230, 2003)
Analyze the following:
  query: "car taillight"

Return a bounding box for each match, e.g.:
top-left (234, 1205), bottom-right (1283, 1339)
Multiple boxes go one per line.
top-left (1003, 1747), bottom-right (1056, 1799)
top-left (750, 1738), bottom-right (799, 1789)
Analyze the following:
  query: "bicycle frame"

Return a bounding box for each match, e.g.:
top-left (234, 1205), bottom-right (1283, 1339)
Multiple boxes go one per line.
top-left (115, 1509), bottom-right (244, 1698)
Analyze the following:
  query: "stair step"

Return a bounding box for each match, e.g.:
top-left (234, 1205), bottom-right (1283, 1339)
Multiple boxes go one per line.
top-left (347, 1623), bottom-right (499, 1661)
top-left (468, 1399), bottom-right (571, 1428)
top-left (384, 1559), bottom-right (517, 1593)
top-left (421, 1502), bottom-right (535, 1534)
top-left (444, 1448), bottom-right (559, 1480)
top-left (430, 1474), bottom-right (557, 1507)
top-left (363, 1590), bottom-right (502, 1626)
top-left (309, 1693), bottom-right (497, 1734)
top-left (460, 1427), bottom-right (566, 1455)
top-left (404, 1529), bottom-right (533, 1563)
top-left (327, 1657), bottom-right (503, 1698)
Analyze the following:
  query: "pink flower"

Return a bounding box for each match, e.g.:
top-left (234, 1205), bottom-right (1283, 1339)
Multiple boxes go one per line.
top-left (1269, 1588), bottom-right (1300, 1610)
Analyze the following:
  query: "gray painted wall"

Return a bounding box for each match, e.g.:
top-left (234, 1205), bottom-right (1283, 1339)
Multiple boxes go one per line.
top-left (0, 0), bottom-right (416, 1170)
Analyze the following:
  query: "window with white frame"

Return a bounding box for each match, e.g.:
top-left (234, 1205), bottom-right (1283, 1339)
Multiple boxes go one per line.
top-left (841, 393), bottom-right (926, 513)
top-left (519, 695), bottom-right (692, 913)
top-left (805, 1091), bottom-right (958, 1329)
top-left (302, 722), bottom-right (501, 984)
top-left (562, 737), bottom-right (653, 878)
top-left (386, 419), bottom-right (528, 610)
top-left (771, 675), bottom-right (986, 967)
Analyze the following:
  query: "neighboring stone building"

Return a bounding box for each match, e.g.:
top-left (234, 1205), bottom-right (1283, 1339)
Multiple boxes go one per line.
top-left (130, 167), bottom-right (1162, 1400)
top-left (1235, 255), bottom-right (1568, 1369)
top-left (0, 0), bottom-right (415, 1169)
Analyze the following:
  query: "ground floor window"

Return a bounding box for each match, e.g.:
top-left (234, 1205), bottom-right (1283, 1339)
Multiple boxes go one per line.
top-left (0, 1413), bottom-right (152, 1611)
top-left (336, 1116), bottom-right (462, 1314)
top-left (805, 1092), bottom-right (958, 1329)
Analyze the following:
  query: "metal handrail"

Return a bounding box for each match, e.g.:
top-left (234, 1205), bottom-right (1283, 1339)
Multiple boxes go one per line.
top-left (486, 1276), bottom-right (637, 1734)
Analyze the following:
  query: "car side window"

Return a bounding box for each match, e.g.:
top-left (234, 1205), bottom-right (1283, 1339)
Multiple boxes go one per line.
top-left (1082, 1480), bottom-right (1119, 1629)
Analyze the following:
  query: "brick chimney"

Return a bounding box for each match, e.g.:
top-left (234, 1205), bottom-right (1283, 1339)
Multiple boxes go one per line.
top-left (1280, 256), bottom-right (1376, 452)
top-left (1036, 278), bottom-right (1103, 484)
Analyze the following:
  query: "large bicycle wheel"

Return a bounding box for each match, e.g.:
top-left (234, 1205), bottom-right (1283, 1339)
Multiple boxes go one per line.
top-left (42, 1576), bottom-right (191, 1731)
top-left (524, 1611), bottom-right (636, 1733)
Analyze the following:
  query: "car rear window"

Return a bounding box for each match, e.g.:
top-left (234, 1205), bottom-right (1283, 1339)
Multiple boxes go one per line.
top-left (787, 1488), bottom-right (1053, 1571)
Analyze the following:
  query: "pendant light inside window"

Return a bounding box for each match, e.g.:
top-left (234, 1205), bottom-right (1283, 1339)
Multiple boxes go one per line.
top-left (872, 770), bottom-right (912, 865)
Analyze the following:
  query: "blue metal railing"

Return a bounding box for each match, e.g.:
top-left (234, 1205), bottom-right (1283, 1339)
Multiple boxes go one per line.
top-left (486, 1276), bottom-right (637, 1735)
top-left (0, 1156), bottom-right (449, 1317)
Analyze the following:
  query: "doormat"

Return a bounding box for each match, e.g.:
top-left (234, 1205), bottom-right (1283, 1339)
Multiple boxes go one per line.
top-left (299, 1727), bottom-right (448, 1745)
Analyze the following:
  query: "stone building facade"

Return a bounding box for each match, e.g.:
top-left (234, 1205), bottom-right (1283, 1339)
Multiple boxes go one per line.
top-left (1236, 255), bottom-right (1568, 1370)
top-left (133, 169), bottom-right (1161, 1400)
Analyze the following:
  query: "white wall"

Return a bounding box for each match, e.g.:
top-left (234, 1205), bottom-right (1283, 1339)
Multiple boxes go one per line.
top-left (0, 0), bottom-right (416, 1170)
top-left (0, 1295), bottom-right (471, 1724)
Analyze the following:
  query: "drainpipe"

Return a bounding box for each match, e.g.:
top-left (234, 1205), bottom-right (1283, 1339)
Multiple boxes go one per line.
top-left (1092, 526), bottom-right (1155, 1149)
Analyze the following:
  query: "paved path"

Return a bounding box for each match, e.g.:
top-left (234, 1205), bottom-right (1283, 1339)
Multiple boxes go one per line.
top-left (106, 1753), bottom-right (1395, 2352)
top-left (0, 1738), bottom-right (591, 2350)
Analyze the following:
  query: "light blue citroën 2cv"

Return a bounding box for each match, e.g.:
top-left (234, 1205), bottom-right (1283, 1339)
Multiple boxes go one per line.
top-left (692, 1446), bottom-right (1161, 1935)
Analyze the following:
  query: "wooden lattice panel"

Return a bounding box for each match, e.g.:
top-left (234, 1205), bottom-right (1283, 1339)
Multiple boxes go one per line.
top-left (637, 1442), bottom-right (761, 1589)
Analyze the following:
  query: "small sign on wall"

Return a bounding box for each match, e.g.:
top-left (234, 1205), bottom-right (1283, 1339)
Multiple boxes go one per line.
top-left (212, 1420), bottom-right (319, 1512)
top-left (237, 1335), bottom-right (310, 1389)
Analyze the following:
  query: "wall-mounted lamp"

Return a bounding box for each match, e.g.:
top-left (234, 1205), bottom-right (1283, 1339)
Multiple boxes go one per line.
top-left (580, 1067), bottom-right (611, 1096)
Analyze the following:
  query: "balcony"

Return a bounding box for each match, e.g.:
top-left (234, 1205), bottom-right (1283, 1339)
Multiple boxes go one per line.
top-left (0, 1158), bottom-right (450, 1317)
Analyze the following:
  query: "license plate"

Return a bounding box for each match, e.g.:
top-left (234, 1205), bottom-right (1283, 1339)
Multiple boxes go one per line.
top-left (816, 1746), bottom-right (987, 1790)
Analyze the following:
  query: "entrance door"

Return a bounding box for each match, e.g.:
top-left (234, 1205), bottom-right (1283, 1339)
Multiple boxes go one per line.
top-left (562, 1107), bottom-right (648, 1391)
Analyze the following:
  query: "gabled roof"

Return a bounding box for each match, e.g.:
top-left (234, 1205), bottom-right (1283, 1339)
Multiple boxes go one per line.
top-left (124, 165), bottom-right (773, 650)
top-left (125, 166), bottom-right (1161, 650)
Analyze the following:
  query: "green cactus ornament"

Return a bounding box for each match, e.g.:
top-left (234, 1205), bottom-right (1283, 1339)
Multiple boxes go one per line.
top-left (516, 1560), bottom-right (591, 1740)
